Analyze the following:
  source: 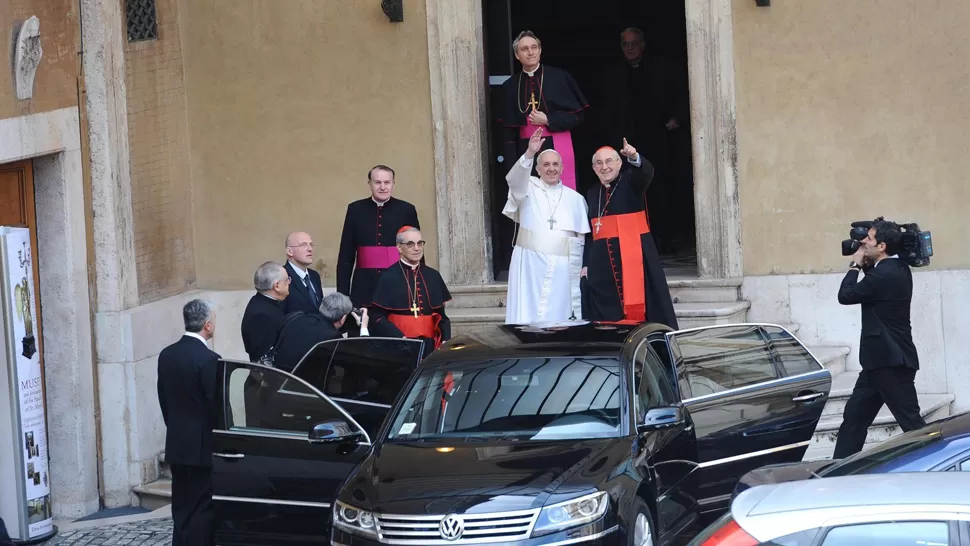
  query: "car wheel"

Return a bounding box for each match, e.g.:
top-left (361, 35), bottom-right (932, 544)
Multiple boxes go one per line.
top-left (629, 498), bottom-right (654, 546)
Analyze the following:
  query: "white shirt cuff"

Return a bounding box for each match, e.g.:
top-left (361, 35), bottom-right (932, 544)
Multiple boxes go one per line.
top-left (520, 155), bottom-right (534, 168)
top-left (627, 154), bottom-right (642, 167)
top-left (359, 326), bottom-right (370, 337)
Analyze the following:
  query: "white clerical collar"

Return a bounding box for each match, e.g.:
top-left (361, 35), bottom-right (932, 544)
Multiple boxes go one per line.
top-left (372, 196), bottom-right (390, 207)
top-left (183, 332), bottom-right (208, 345)
top-left (288, 261), bottom-right (308, 279)
top-left (531, 177), bottom-right (562, 191)
top-left (400, 258), bottom-right (419, 270)
top-left (260, 292), bottom-right (280, 301)
top-left (525, 64), bottom-right (540, 77)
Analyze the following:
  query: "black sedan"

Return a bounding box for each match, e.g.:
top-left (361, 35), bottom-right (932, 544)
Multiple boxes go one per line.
top-left (207, 321), bottom-right (832, 546)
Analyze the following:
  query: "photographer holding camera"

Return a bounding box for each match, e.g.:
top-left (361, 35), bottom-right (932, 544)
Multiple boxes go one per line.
top-left (833, 219), bottom-right (925, 458)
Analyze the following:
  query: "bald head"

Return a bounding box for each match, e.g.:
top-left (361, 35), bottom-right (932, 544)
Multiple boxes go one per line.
top-left (285, 231), bottom-right (314, 268)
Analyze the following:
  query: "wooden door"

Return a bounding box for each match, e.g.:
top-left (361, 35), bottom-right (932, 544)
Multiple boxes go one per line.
top-left (0, 160), bottom-right (44, 386)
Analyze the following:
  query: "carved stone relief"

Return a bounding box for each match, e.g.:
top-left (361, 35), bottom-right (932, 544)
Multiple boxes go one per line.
top-left (14, 16), bottom-right (43, 101)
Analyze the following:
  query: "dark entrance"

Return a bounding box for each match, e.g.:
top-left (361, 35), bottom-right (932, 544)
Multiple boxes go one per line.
top-left (484, 0), bottom-right (697, 281)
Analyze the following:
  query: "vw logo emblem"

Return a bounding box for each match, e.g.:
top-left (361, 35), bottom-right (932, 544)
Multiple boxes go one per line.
top-left (438, 514), bottom-right (464, 541)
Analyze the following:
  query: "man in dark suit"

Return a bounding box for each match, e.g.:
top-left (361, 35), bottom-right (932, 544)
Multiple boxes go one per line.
top-left (833, 219), bottom-right (925, 458)
top-left (282, 231), bottom-right (324, 315)
top-left (274, 292), bottom-right (369, 373)
top-left (157, 299), bottom-right (221, 546)
top-left (240, 261), bottom-right (290, 363)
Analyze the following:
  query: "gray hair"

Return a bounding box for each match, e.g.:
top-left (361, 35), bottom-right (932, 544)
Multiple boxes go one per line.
top-left (183, 299), bottom-right (214, 333)
top-left (254, 261), bottom-right (287, 292)
top-left (320, 292), bottom-right (353, 322)
top-left (620, 27), bottom-right (645, 42)
top-left (396, 227), bottom-right (421, 244)
top-left (512, 30), bottom-right (541, 53)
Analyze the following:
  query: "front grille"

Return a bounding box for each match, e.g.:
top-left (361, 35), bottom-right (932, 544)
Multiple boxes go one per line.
top-left (375, 508), bottom-right (540, 545)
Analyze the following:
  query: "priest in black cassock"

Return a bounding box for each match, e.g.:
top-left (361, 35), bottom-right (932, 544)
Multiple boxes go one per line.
top-left (337, 165), bottom-right (420, 310)
top-left (495, 30), bottom-right (588, 275)
top-left (582, 139), bottom-right (678, 329)
top-left (368, 226), bottom-right (452, 357)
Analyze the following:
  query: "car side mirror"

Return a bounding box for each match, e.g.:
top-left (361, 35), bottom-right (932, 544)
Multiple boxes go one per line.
top-left (308, 419), bottom-right (364, 444)
top-left (637, 406), bottom-right (685, 433)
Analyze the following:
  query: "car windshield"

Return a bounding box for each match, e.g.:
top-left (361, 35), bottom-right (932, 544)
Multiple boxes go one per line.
top-left (386, 357), bottom-right (624, 442)
top-left (819, 427), bottom-right (943, 477)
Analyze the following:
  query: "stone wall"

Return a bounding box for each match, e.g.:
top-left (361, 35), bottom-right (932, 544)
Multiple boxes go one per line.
top-left (125, 0), bottom-right (197, 303)
top-left (0, 0), bottom-right (80, 119)
top-left (733, 0), bottom-right (970, 275)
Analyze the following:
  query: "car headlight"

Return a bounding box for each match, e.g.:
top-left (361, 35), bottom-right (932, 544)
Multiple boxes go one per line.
top-left (333, 501), bottom-right (377, 538)
top-left (531, 491), bottom-right (609, 537)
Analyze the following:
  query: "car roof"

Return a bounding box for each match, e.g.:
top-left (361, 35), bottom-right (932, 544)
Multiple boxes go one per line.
top-left (937, 410), bottom-right (970, 439)
top-left (423, 321), bottom-right (674, 365)
top-left (733, 472), bottom-right (970, 518)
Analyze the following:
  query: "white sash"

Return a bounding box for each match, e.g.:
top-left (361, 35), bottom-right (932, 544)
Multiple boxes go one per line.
top-left (514, 227), bottom-right (571, 257)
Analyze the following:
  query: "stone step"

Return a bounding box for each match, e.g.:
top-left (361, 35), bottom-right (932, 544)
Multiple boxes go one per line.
top-left (449, 301), bottom-right (752, 336)
top-left (805, 393), bottom-right (954, 461)
top-left (446, 278), bottom-right (744, 309)
top-left (132, 479), bottom-right (172, 511)
top-left (807, 345), bottom-right (850, 376)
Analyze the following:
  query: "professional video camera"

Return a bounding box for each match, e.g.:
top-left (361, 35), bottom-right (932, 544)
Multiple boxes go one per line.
top-left (841, 217), bottom-right (933, 267)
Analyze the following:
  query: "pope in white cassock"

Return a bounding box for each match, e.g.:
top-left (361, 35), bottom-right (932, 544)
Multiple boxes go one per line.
top-left (503, 128), bottom-right (591, 324)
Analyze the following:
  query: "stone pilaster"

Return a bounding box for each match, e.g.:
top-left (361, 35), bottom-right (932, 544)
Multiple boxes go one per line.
top-left (425, 0), bottom-right (492, 284)
top-left (685, 0), bottom-right (744, 278)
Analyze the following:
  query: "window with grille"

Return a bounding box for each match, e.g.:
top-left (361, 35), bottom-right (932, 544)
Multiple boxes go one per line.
top-left (126, 0), bottom-right (158, 42)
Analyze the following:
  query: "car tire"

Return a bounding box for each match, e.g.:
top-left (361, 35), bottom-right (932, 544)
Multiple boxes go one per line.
top-left (628, 497), bottom-right (654, 546)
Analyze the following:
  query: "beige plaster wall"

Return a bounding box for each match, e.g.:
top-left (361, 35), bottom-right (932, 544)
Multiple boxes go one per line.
top-left (733, 0), bottom-right (969, 275)
top-left (179, 0), bottom-right (437, 289)
top-left (0, 0), bottom-right (79, 119)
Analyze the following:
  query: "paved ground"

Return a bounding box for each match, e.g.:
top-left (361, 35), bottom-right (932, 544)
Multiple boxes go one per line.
top-left (43, 518), bottom-right (172, 545)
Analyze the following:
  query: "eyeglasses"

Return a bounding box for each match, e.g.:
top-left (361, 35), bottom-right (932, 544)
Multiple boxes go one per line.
top-left (593, 158), bottom-right (618, 168)
top-left (287, 242), bottom-right (314, 249)
top-left (399, 240), bottom-right (426, 249)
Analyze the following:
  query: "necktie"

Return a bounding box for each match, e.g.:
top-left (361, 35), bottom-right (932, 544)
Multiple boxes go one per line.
top-left (305, 275), bottom-right (319, 307)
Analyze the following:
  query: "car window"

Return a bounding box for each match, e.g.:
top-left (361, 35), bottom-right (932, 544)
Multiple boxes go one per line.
top-left (820, 521), bottom-right (949, 546)
top-left (634, 340), bottom-right (676, 420)
top-left (224, 361), bottom-right (349, 436)
top-left (321, 339), bottom-right (422, 406)
top-left (762, 325), bottom-right (822, 377)
top-left (386, 357), bottom-right (623, 442)
top-left (648, 337), bottom-right (678, 395)
top-left (671, 325), bottom-right (777, 398)
top-left (959, 457), bottom-right (970, 471)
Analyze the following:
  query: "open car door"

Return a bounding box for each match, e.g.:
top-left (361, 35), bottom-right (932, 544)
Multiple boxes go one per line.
top-left (289, 337), bottom-right (425, 437)
top-left (659, 324), bottom-right (832, 516)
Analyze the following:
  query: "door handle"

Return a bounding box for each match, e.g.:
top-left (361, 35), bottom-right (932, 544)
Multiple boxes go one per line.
top-left (792, 392), bottom-right (824, 402)
top-left (213, 452), bottom-right (245, 459)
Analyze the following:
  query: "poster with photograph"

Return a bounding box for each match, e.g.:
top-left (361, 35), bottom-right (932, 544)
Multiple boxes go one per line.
top-left (3, 228), bottom-right (53, 539)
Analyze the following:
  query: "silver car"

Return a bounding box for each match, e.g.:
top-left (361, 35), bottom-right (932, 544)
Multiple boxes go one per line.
top-left (688, 472), bottom-right (970, 546)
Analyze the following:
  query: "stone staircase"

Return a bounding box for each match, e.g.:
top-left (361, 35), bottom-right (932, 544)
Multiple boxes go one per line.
top-left (130, 275), bottom-right (954, 508)
top-left (132, 452), bottom-right (172, 510)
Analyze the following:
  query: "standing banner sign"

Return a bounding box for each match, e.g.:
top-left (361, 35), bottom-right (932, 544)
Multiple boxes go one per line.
top-left (0, 227), bottom-right (55, 542)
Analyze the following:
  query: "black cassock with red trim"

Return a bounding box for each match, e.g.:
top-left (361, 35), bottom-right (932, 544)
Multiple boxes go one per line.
top-left (582, 158), bottom-right (678, 329)
top-left (369, 261), bottom-right (452, 357)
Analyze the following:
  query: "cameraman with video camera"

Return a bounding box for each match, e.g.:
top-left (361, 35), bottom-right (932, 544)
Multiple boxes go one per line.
top-left (833, 218), bottom-right (925, 458)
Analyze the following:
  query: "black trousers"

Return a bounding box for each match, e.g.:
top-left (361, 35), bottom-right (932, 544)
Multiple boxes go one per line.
top-left (832, 367), bottom-right (925, 459)
top-left (170, 463), bottom-right (214, 546)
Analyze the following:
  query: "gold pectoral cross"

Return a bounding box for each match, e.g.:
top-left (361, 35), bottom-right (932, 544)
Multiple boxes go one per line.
top-left (527, 92), bottom-right (540, 113)
top-left (410, 303), bottom-right (420, 318)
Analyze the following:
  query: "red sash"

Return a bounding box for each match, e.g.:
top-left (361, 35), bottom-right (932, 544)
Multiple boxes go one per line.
top-left (388, 313), bottom-right (443, 349)
top-left (591, 212), bottom-right (651, 321)
top-left (357, 246), bottom-right (399, 269)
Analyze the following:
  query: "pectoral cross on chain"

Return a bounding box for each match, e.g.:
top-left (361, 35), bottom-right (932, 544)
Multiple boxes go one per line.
top-left (547, 217), bottom-right (557, 230)
top-left (528, 92), bottom-right (540, 113)
top-left (594, 218), bottom-right (602, 234)
top-left (410, 303), bottom-right (421, 318)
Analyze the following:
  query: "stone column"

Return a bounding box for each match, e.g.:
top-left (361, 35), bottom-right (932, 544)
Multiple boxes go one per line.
top-left (685, 0), bottom-right (744, 278)
top-left (425, 0), bottom-right (492, 284)
top-left (79, 0), bottom-right (140, 507)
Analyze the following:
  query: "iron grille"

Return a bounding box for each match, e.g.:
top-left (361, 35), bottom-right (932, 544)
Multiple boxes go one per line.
top-left (126, 0), bottom-right (158, 42)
